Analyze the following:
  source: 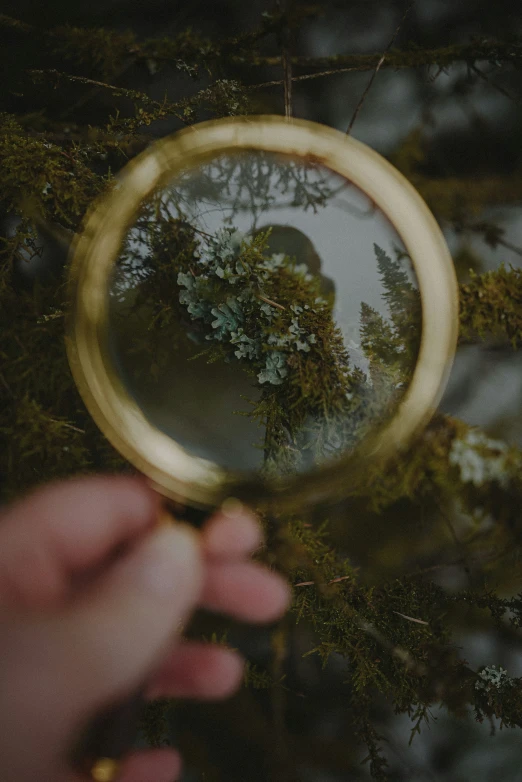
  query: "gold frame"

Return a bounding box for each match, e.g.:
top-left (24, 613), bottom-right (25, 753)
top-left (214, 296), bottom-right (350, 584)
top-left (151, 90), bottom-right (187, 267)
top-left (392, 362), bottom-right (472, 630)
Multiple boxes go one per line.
top-left (66, 116), bottom-right (458, 510)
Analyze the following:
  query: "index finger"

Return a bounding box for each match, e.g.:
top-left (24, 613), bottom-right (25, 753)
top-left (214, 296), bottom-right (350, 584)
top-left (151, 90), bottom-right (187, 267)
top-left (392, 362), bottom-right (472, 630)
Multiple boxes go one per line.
top-left (0, 474), bottom-right (160, 609)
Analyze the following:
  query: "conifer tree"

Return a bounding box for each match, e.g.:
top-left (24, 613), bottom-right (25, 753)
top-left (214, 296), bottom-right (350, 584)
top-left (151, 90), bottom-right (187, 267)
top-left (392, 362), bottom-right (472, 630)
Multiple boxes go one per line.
top-left (1, 3), bottom-right (522, 779)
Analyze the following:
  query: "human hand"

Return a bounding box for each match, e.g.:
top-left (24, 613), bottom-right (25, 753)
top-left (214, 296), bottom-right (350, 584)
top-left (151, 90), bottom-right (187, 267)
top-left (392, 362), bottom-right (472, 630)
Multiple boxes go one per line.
top-left (0, 475), bottom-right (290, 782)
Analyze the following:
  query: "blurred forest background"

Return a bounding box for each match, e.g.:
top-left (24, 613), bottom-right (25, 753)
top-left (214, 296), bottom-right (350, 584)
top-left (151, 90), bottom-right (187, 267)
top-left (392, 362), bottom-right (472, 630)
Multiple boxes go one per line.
top-left (2, 0), bottom-right (522, 780)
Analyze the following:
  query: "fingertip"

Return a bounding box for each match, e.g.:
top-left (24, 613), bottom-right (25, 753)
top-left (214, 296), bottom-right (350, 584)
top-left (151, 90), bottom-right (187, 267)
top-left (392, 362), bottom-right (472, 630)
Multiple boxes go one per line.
top-left (201, 508), bottom-right (263, 559)
top-left (148, 643), bottom-right (245, 700)
top-left (266, 571), bottom-right (292, 619)
top-left (117, 748), bottom-right (182, 782)
top-left (202, 562), bottom-right (291, 623)
top-left (187, 647), bottom-right (245, 700)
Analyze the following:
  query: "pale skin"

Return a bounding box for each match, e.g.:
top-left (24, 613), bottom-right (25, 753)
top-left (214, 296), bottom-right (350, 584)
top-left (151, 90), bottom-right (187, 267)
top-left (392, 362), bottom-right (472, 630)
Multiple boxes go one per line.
top-left (0, 475), bottom-right (291, 782)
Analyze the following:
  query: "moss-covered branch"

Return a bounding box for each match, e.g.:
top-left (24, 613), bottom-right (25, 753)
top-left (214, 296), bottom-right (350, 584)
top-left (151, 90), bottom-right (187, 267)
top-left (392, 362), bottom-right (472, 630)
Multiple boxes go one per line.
top-left (26, 69), bottom-right (251, 132)
top-left (241, 39), bottom-right (522, 73)
top-left (3, 14), bottom-right (520, 81)
top-left (390, 129), bottom-right (522, 218)
top-left (0, 113), bottom-right (106, 228)
top-left (355, 412), bottom-right (522, 523)
top-left (251, 503), bottom-right (522, 768)
top-left (459, 266), bottom-right (522, 348)
top-left (415, 171), bottom-right (522, 219)
top-left (0, 12), bottom-right (291, 79)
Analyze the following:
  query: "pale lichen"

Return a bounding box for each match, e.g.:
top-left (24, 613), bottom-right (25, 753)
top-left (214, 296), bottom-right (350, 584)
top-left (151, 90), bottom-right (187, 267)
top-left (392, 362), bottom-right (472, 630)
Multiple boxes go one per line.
top-left (177, 226), bottom-right (324, 385)
top-left (449, 429), bottom-right (514, 488)
top-left (475, 665), bottom-right (509, 692)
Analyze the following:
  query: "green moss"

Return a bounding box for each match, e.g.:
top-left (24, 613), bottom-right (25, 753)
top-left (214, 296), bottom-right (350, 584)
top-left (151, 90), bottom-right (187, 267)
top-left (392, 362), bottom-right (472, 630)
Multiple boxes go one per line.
top-left (140, 699), bottom-right (172, 748)
top-left (460, 265), bottom-right (522, 348)
top-left (51, 24), bottom-right (137, 79)
top-left (0, 113), bottom-right (106, 227)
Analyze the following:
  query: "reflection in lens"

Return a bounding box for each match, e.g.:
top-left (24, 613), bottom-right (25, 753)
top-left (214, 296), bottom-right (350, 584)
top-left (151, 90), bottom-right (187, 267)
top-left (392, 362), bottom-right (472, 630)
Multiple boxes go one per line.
top-left (108, 150), bottom-right (421, 479)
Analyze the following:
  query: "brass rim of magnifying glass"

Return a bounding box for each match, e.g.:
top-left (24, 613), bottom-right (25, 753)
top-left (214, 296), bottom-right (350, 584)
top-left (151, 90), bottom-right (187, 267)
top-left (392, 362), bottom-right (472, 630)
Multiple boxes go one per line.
top-left (66, 115), bottom-right (458, 511)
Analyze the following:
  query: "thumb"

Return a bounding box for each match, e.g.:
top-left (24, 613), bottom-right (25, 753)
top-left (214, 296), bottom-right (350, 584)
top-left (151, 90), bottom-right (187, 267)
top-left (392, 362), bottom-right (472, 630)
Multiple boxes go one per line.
top-left (51, 523), bottom-right (204, 715)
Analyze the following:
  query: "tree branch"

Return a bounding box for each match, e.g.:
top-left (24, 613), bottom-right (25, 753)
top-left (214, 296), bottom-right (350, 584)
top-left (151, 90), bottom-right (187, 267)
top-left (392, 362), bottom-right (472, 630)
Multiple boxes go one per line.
top-left (240, 39), bottom-right (522, 73)
top-left (347, 1), bottom-right (415, 134)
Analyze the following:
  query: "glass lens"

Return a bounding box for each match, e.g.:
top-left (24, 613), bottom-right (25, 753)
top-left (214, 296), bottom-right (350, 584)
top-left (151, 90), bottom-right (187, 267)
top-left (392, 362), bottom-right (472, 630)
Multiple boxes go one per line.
top-left (108, 150), bottom-right (421, 479)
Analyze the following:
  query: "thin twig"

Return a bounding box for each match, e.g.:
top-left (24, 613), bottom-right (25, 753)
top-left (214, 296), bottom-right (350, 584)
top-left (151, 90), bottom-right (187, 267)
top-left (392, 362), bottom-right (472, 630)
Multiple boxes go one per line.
top-left (393, 611), bottom-right (429, 626)
top-left (270, 619), bottom-right (293, 781)
top-left (13, 334), bottom-right (26, 353)
top-left (402, 559), bottom-right (465, 579)
top-left (47, 417), bottom-right (86, 434)
top-left (282, 47), bottom-right (293, 118)
top-left (257, 294), bottom-right (286, 311)
top-left (469, 220), bottom-right (522, 257)
top-left (60, 57), bottom-right (137, 119)
top-left (498, 239), bottom-right (522, 258)
top-left (276, 0), bottom-right (293, 118)
top-left (435, 499), bottom-right (476, 587)
top-left (248, 65), bottom-right (360, 90)
top-left (298, 553), bottom-right (425, 677)
top-left (239, 38), bottom-right (522, 71)
top-left (471, 64), bottom-right (522, 107)
top-left (0, 372), bottom-right (14, 398)
top-left (192, 226), bottom-right (215, 240)
top-left (352, 606), bottom-right (425, 675)
top-left (28, 69), bottom-right (127, 94)
top-left (347, 0), bottom-right (415, 134)
top-left (295, 575), bottom-right (353, 587)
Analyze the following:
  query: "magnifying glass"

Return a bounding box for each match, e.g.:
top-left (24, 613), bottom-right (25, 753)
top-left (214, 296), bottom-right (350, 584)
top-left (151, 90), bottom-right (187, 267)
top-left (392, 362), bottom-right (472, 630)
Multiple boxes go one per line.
top-left (66, 116), bottom-right (458, 779)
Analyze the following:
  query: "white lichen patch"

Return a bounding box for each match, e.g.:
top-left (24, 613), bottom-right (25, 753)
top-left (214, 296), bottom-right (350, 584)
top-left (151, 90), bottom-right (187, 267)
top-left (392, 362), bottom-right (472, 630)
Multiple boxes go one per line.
top-left (475, 665), bottom-right (508, 692)
top-left (449, 429), bottom-right (515, 488)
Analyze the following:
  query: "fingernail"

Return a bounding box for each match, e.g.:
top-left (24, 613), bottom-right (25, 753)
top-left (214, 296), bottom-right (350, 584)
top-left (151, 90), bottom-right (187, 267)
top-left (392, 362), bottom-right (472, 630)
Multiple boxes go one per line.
top-left (221, 497), bottom-right (246, 517)
top-left (137, 525), bottom-right (200, 598)
top-left (220, 500), bottom-right (260, 530)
